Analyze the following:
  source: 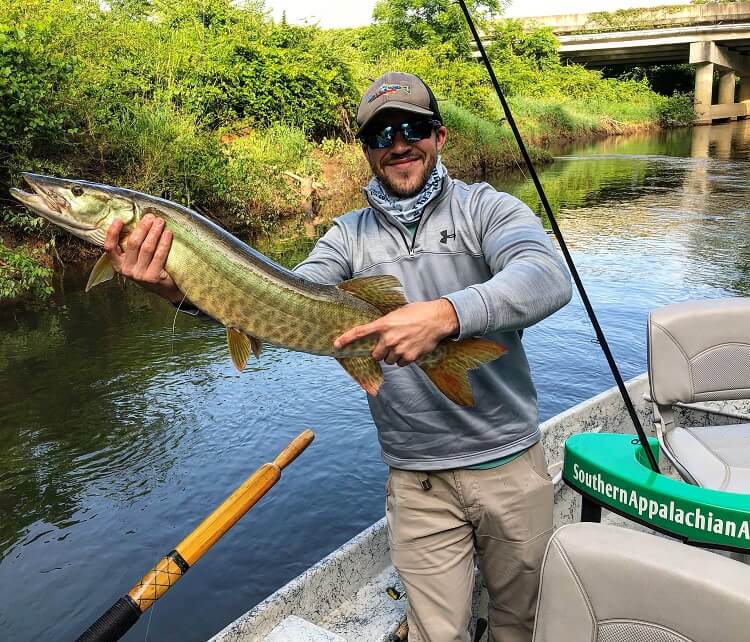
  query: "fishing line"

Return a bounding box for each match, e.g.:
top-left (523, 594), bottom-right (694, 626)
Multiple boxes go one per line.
top-left (456, 0), bottom-right (659, 472)
top-left (172, 292), bottom-right (188, 353)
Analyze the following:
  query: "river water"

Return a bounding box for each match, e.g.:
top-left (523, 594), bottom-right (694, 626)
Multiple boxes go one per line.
top-left (1, 123), bottom-right (749, 641)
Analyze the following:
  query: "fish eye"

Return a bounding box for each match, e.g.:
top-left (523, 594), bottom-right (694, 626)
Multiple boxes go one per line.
top-left (71, 186), bottom-right (84, 197)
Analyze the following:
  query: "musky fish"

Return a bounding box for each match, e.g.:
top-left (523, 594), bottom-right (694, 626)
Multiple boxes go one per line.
top-left (11, 173), bottom-right (506, 405)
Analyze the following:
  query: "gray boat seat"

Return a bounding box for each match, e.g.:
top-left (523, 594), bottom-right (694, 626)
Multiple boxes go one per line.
top-left (647, 298), bottom-right (750, 491)
top-left (532, 522), bottom-right (750, 642)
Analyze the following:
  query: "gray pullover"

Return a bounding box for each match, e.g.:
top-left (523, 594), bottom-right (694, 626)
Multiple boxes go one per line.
top-left (294, 174), bottom-right (572, 471)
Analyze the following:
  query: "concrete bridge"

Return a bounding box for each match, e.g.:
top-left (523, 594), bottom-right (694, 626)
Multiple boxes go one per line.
top-left (522, 4), bottom-right (750, 125)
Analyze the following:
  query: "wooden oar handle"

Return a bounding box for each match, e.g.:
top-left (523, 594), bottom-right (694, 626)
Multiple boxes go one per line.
top-left (76, 429), bottom-right (316, 642)
top-left (273, 428), bottom-right (315, 470)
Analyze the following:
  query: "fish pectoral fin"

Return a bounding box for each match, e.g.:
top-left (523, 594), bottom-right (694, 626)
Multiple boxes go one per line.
top-left (337, 275), bottom-right (407, 314)
top-left (227, 327), bottom-right (253, 371)
top-left (85, 254), bottom-right (115, 292)
top-left (336, 357), bottom-right (383, 396)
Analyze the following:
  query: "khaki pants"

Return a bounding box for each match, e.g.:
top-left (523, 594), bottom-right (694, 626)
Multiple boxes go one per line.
top-left (385, 442), bottom-right (553, 642)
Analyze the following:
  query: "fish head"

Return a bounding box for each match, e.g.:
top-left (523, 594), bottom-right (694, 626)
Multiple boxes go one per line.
top-left (10, 173), bottom-right (139, 247)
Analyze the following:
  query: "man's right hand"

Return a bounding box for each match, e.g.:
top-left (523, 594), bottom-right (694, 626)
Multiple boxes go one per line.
top-left (104, 213), bottom-right (185, 304)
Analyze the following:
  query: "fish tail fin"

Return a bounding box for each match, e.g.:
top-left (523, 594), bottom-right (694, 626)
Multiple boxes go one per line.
top-left (337, 356), bottom-right (384, 396)
top-left (418, 338), bottom-right (507, 406)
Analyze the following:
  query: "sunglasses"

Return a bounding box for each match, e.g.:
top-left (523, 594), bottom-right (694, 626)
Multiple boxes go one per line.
top-left (361, 119), bottom-right (441, 149)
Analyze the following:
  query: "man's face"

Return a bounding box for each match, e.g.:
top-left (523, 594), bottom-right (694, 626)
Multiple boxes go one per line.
top-left (362, 111), bottom-right (447, 198)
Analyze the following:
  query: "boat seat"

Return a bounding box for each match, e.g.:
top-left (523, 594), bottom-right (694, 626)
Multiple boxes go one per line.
top-left (647, 298), bottom-right (750, 491)
top-left (664, 423), bottom-right (750, 490)
top-left (532, 522), bottom-right (750, 642)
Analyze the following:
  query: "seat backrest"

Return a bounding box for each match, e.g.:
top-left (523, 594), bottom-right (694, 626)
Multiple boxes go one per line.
top-left (533, 523), bottom-right (750, 642)
top-left (648, 298), bottom-right (750, 407)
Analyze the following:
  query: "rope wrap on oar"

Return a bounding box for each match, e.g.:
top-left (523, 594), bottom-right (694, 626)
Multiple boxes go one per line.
top-left (75, 596), bottom-right (140, 642)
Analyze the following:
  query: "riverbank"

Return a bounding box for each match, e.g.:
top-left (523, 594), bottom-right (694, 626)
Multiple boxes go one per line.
top-left (0, 106), bottom-right (659, 304)
top-left (0, 1), bottom-right (686, 302)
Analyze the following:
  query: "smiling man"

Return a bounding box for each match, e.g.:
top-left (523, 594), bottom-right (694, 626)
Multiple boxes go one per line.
top-left (104, 72), bottom-right (572, 642)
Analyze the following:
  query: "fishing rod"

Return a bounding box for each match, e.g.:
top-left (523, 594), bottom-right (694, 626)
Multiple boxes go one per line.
top-left (75, 429), bottom-right (315, 642)
top-left (456, 0), bottom-right (660, 473)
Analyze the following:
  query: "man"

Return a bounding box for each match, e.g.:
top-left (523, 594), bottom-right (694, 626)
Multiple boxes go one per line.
top-left (104, 72), bottom-right (572, 642)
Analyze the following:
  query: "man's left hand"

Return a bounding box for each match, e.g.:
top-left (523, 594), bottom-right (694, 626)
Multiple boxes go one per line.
top-left (333, 299), bottom-right (459, 367)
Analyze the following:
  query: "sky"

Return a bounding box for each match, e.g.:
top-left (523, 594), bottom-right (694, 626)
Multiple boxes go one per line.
top-left (264, 0), bottom-right (691, 29)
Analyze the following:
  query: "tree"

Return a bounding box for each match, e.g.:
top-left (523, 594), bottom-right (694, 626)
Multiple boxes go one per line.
top-left (372, 0), bottom-right (504, 60)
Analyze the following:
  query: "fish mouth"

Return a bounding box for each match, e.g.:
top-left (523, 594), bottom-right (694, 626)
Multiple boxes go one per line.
top-left (9, 173), bottom-right (97, 232)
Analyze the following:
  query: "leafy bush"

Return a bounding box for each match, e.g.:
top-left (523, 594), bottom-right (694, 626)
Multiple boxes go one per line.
top-left (224, 124), bottom-right (317, 232)
top-left (372, 0), bottom-right (501, 59)
top-left (0, 12), bottom-right (77, 192)
top-left (0, 243), bottom-right (53, 300)
top-left (657, 93), bottom-right (696, 128)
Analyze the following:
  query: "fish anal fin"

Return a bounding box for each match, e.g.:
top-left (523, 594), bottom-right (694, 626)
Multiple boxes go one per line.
top-left (337, 275), bottom-right (407, 314)
top-left (85, 254), bottom-right (115, 292)
top-left (418, 338), bottom-right (507, 406)
top-left (336, 357), bottom-right (384, 396)
top-left (227, 327), bottom-right (252, 371)
top-left (249, 336), bottom-right (263, 359)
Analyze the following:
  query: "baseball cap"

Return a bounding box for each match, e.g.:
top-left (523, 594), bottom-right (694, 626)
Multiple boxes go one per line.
top-left (356, 72), bottom-right (443, 137)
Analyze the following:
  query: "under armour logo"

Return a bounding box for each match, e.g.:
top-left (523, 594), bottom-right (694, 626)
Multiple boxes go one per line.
top-left (440, 230), bottom-right (455, 244)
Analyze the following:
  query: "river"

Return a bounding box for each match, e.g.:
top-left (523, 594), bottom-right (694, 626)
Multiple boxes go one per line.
top-left (1, 122), bottom-right (749, 641)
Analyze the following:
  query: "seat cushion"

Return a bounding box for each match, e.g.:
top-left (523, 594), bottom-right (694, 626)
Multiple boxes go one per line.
top-left (533, 523), bottom-right (750, 642)
top-left (664, 423), bottom-right (750, 491)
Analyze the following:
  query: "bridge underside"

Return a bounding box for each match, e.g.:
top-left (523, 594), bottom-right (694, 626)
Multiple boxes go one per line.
top-left (559, 25), bottom-right (750, 124)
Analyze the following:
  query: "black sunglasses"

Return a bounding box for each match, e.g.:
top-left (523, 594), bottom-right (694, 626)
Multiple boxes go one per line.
top-left (361, 119), bottom-right (441, 149)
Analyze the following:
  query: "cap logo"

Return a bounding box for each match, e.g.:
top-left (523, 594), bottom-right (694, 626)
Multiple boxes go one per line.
top-left (368, 83), bottom-right (411, 103)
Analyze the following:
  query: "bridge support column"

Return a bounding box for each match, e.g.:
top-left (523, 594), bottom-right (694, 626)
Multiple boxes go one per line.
top-left (739, 76), bottom-right (750, 114)
top-left (718, 70), bottom-right (738, 120)
top-left (694, 62), bottom-right (715, 125)
top-left (690, 41), bottom-right (750, 124)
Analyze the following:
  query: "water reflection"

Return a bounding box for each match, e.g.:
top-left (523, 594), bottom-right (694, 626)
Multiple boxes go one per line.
top-left (2, 124), bottom-right (750, 641)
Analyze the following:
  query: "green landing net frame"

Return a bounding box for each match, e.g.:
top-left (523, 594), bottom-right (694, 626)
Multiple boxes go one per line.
top-left (458, 1), bottom-right (750, 550)
top-left (564, 434), bottom-right (750, 553)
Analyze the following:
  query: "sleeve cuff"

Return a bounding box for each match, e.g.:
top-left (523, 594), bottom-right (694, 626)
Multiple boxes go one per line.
top-left (441, 287), bottom-right (489, 340)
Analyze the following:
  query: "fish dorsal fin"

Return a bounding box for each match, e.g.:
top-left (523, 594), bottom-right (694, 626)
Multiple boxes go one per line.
top-left (85, 254), bottom-right (115, 292)
top-left (337, 275), bottom-right (407, 314)
top-left (227, 327), bottom-right (252, 371)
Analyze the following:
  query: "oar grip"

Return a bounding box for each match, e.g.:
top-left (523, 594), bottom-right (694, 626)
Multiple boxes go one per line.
top-left (273, 429), bottom-right (315, 470)
top-left (74, 596), bottom-right (140, 642)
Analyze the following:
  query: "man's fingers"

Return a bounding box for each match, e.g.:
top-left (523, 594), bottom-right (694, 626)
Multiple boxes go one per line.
top-left (124, 214), bottom-right (154, 267)
top-left (149, 230), bottom-right (173, 280)
top-left (103, 219), bottom-right (124, 259)
top-left (333, 321), bottom-right (381, 349)
top-left (135, 217), bottom-right (165, 273)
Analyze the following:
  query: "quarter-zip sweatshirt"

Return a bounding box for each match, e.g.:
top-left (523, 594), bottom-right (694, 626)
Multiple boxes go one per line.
top-left (293, 174), bottom-right (572, 470)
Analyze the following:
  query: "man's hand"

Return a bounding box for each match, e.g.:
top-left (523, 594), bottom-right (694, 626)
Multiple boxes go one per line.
top-left (104, 213), bottom-right (184, 304)
top-left (333, 299), bottom-right (459, 367)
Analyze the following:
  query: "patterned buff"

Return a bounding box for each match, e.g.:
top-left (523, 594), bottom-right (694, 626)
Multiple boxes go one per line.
top-left (364, 159), bottom-right (447, 225)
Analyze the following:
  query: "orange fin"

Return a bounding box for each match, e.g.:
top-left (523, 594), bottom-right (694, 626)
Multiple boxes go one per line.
top-left (336, 356), bottom-right (384, 396)
top-left (418, 338), bottom-right (507, 406)
top-left (227, 327), bottom-right (252, 371)
top-left (337, 275), bottom-right (407, 314)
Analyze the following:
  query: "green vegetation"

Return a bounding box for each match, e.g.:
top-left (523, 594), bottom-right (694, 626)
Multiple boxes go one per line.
top-left (1, 0), bottom-right (679, 301)
top-left (656, 93), bottom-right (697, 128)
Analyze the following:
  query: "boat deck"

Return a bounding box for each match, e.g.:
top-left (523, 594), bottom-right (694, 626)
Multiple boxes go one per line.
top-left (211, 374), bottom-right (750, 642)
